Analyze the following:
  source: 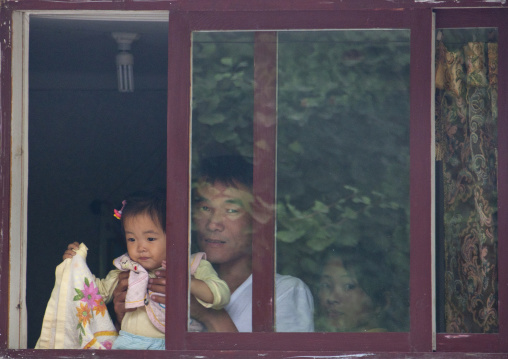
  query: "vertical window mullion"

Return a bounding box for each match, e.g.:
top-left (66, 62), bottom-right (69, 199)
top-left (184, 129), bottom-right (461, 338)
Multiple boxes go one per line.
top-left (252, 31), bottom-right (277, 333)
top-left (408, 8), bottom-right (434, 352)
top-left (496, 11), bottom-right (508, 353)
top-left (166, 11), bottom-right (191, 350)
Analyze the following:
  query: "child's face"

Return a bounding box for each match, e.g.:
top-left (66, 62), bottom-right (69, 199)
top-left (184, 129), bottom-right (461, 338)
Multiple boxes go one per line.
top-left (124, 212), bottom-right (166, 271)
top-left (318, 257), bottom-right (377, 332)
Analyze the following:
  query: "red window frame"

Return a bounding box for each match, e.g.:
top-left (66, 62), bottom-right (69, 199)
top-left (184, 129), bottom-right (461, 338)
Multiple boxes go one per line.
top-left (0, 1), bottom-right (506, 358)
top-left (168, 8), bottom-right (433, 353)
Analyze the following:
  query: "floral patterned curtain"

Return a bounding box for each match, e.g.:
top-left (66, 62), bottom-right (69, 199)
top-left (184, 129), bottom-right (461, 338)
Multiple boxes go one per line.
top-left (435, 35), bottom-right (498, 333)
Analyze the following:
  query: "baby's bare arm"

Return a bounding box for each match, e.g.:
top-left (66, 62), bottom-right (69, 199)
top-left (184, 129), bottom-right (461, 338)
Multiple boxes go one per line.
top-left (190, 277), bottom-right (214, 304)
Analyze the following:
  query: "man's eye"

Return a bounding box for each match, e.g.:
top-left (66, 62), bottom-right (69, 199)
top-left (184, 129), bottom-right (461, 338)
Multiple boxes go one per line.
top-left (200, 205), bottom-right (210, 212)
top-left (147, 237), bottom-right (156, 242)
top-left (226, 208), bottom-right (239, 214)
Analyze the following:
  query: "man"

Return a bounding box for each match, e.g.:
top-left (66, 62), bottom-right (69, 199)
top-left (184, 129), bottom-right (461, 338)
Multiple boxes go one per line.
top-left (114, 155), bottom-right (314, 332)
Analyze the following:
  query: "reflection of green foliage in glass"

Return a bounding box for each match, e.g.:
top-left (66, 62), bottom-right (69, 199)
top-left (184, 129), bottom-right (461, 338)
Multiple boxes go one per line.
top-left (192, 32), bottom-right (255, 164)
top-left (275, 31), bottom-right (410, 332)
top-left (438, 28), bottom-right (497, 52)
top-left (192, 30), bottom-right (410, 331)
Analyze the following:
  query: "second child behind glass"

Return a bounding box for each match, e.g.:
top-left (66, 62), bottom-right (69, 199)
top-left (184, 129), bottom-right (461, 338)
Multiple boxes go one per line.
top-left (63, 189), bottom-right (230, 350)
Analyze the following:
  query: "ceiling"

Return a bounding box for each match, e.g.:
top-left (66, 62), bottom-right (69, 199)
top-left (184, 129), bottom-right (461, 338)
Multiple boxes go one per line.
top-left (29, 15), bottom-right (169, 90)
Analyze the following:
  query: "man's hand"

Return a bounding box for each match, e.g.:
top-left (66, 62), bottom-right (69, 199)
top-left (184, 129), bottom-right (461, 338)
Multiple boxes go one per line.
top-left (189, 294), bottom-right (209, 323)
top-left (148, 266), bottom-right (167, 304)
top-left (190, 295), bottom-right (238, 332)
top-left (112, 271), bottom-right (134, 331)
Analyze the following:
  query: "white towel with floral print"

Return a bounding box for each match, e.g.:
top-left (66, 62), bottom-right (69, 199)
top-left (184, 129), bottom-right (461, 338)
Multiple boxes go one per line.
top-left (112, 252), bottom-right (207, 333)
top-left (35, 243), bottom-right (118, 349)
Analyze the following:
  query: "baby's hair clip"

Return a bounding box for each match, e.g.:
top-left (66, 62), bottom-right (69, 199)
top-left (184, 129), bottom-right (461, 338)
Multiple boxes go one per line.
top-left (114, 200), bottom-right (127, 220)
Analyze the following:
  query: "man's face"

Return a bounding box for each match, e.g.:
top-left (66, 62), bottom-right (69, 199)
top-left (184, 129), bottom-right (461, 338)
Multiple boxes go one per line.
top-left (193, 180), bottom-right (253, 265)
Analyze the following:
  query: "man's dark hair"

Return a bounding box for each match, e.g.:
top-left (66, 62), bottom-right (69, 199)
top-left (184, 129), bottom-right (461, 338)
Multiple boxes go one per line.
top-left (120, 188), bottom-right (166, 233)
top-left (198, 155), bottom-right (253, 189)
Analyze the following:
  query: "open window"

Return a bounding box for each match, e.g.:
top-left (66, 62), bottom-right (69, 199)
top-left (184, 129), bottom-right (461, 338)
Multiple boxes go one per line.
top-left (8, 11), bottom-right (169, 349)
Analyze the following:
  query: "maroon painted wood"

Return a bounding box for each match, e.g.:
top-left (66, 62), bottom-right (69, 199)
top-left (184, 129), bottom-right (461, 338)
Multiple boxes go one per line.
top-left (168, 0), bottom-right (507, 11)
top-left (2, 348), bottom-right (508, 359)
top-left (0, 5), bottom-right (13, 351)
top-left (408, 8), bottom-right (434, 353)
top-left (435, 9), bottom-right (508, 28)
top-left (185, 332), bottom-right (410, 351)
top-left (3, 0), bottom-right (508, 12)
top-left (437, 334), bottom-right (499, 353)
top-left (166, 10), bottom-right (191, 350)
top-left (252, 31), bottom-right (277, 333)
top-left (496, 13), bottom-right (508, 354)
top-left (183, 10), bottom-right (410, 31)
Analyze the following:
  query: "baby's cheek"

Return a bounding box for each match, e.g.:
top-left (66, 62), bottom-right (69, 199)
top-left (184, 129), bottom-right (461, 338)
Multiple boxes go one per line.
top-left (126, 245), bottom-right (136, 258)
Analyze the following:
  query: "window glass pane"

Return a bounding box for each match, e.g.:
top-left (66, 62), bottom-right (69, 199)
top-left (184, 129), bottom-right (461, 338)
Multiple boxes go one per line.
top-left (277, 30), bottom-right (410, 333)
top-left (28, 17), bottom-right (168, 348)
top-left (435, 28), bottom-right (499, 334)
top-left (191, 32), bottom-right (255, 332)
top-left (191, 30), bottom-right (410, 333)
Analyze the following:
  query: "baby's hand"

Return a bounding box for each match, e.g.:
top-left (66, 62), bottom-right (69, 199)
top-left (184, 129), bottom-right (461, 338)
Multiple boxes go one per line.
top-left (63, 242), bottom-right (80, 260)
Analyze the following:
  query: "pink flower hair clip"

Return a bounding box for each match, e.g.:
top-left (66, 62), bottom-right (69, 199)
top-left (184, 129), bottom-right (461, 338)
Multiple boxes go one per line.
top-left (114, 200), bottom-right (127, 220)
